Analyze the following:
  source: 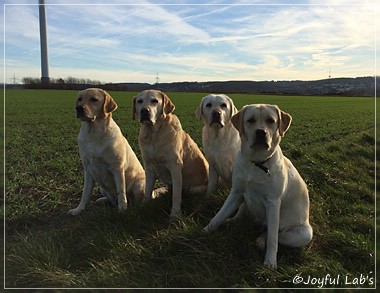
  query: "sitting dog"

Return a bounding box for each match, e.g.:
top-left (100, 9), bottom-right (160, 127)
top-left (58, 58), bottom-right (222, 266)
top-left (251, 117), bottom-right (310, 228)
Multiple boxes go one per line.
top-left (195, 94), bottom-right (240, 196)
top-left (68, 88), bottom-right (147, 215)
top-left (204, 104), bottom-right (313, 269)
top-left (133, 90), bottom-right (209, 218)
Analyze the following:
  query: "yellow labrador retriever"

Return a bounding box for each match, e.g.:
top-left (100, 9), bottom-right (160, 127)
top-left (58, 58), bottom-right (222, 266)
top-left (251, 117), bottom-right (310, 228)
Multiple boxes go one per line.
top-left (68, 88), bottom-right (147, 215)
top-left (133, 90), bottom-right (209, 218)
top-left (195, 94), bottom-right (240, 196)
top-left (204, 104), bottom-right (313, 269)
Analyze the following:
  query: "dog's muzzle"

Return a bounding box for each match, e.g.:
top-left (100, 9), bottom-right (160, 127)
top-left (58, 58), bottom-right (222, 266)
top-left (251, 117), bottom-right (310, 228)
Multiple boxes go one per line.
top-left (139, 108), bottom-right (151, 123)
top-left (210, 110), bottom-right (223, 127)
top-left (76, 106), bottom-right (95, 121)
top-left (254, 129), bottom-right (268, 146)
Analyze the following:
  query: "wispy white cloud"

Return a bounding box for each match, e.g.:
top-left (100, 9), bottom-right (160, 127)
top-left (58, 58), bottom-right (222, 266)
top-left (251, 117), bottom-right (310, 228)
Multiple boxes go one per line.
top-left (4, 4), bottom-right (40, 49)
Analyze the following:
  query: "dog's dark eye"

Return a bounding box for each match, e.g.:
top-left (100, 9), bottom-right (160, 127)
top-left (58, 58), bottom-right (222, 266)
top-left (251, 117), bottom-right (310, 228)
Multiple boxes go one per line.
top-left (205, 103), bottom-right (212, 108)
top-left (137, 99), bottom-right (143, 104)
top-left (267, 117), bottom-right (275, 124)
top-left (90, 97), bottom-right (99, 102)
top-left (77, 97), bottom-right (82, 102)
top-left (247, 117), bottom-right (256, 124)
top-left (221, 103), bottom-right (227, 108)
top-left (151, 99), bottom-right (159, 104)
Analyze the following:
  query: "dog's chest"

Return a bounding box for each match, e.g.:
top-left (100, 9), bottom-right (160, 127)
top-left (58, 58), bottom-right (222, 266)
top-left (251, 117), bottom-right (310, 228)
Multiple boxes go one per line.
top-left (152, 160), bottom-right (172, 185)
top-left (237, 171), bottom-right (268, 223)
top-left (84, 154), bottom-right (115, 190)
top-left (236, 158), bottom-right (270, 184)
top-left (206, 144), bottom-right (236, 175)
top-left (204, 127), bottom-right (239, 174)
top-left (236, 157), bottom-right (287, 222)
top-left (141, 143), bottom-right (174, 185)
top-left (79, 141), bottom-right (108, 167)
top-left (78, 134), bottom-right (115, 188)
top-left (78, 136), bottom-right (108, 160)
top-left (206, 141), bottom-right (235, 161)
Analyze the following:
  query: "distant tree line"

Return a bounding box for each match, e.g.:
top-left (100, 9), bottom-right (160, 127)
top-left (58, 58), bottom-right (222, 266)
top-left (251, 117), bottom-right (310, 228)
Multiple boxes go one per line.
top-left (20, 76), bottom-right (148, 91)
top-left (18, 76), bottom-right (377, 96)
top-left (22, 76), bottom-right (103, 90)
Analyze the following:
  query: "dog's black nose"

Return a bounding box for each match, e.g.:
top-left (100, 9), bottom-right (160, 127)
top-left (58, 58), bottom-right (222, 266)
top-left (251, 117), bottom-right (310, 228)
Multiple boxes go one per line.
top-left (255, 129), bottom-right (267, 138)
top-left (76, 105), bottom-right (84, 117)
top-left (140, 108), bottom-right (149, 114)
top-left (212, 110), bottom-right (221, 117)
top-left (140, 108), bottom-right (150, 122)
top-left (211, 109), bottom-right (223, 124)
top-left (212, 110), bottom-right (221, 119)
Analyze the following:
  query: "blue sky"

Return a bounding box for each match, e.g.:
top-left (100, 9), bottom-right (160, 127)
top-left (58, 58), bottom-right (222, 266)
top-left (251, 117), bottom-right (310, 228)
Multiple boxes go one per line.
top-left (2, 0), bottom-right (378, 84)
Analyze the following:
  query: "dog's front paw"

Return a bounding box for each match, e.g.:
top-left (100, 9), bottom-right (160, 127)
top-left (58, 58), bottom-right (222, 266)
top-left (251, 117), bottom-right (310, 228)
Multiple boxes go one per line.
top-left (202, 226), bottom-right (210, 234)
top-left (263, 255), bottom-right (277, 269)
top-left (202, 224), bottom-right (214, 233)
top-left (152, 187), bottom-right (168, 199)
top-left (170, 209), bottom-right (182, 219)
top-left (118, 201), bottom-right (128, 211)
top-left (68, 208), bottom-right (83, 216)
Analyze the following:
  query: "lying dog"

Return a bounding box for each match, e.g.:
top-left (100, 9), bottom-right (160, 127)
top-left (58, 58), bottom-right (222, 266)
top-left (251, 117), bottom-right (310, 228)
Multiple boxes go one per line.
top-left (204, 104), bottom-right (313, 269)
top-left (195, 94), bottom-right (240, 196)
top-left (133, 90), bottom-right (209, 218)
top-left (68, 88), bottom-right (147, 215)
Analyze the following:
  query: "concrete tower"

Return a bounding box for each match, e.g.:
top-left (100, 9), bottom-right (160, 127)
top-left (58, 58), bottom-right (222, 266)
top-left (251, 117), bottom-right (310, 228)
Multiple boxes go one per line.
top-left (39, 0), bottom-right (49, 84)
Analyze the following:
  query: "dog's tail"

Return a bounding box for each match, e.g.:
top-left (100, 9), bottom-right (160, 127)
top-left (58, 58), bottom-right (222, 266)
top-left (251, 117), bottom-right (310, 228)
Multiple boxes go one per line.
top-left (152, 186), bottom-right (168, 199)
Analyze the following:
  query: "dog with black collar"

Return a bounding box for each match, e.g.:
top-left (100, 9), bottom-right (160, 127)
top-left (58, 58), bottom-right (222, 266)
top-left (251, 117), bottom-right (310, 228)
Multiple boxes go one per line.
top-left (203, 104), bottom-right (313, 269)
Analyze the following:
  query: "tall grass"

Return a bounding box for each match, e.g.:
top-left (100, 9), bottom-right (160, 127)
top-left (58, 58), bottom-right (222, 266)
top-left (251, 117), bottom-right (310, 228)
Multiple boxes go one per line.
top-left (5, 89), bottom-right (375, 288)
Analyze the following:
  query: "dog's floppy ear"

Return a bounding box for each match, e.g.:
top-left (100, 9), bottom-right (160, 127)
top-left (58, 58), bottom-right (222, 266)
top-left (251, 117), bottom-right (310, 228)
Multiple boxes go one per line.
top-left (276, 106), bottom-right (292, 136)
top-left (160, 91), bottom-right (175, 117)
top-left (103, 90), bottom-right (117, 114)
top-left (231, 106), bottom-right (246, 137)
top-left (132, 96), bottom-right (138, 120)
top-left (228, 96), bottom-right (238, 118)
top-left (195, 97), bottom-right (205, 120)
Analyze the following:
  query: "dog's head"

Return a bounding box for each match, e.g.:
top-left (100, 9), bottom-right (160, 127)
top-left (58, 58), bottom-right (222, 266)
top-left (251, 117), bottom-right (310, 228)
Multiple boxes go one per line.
top-left (195, 94), bottom-right (238, 128)
top-left (231, 104), bottom-right (292, 152)
top-left (132, 90), bottom-right (175, 125)
top-left (75, 88), bottom-right (117, 122)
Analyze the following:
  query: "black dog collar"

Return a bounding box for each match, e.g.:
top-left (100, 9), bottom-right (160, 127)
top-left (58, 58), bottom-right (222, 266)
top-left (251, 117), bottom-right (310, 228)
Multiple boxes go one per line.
top-left (252, 155), bottom-right (272, 176)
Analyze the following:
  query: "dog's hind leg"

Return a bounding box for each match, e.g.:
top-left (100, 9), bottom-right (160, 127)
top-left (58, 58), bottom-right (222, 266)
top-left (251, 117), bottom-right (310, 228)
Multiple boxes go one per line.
top-left (278, 223), bottom-right (313, 248)
top-left (95, 188), bottom-right (116, 207)
top-left (126, 178), bottom-right (151, 204)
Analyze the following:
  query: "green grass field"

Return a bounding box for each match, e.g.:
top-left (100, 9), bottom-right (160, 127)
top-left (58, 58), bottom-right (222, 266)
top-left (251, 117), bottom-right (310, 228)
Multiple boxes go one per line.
top-left (4, 89), bottom-right (376, 289)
